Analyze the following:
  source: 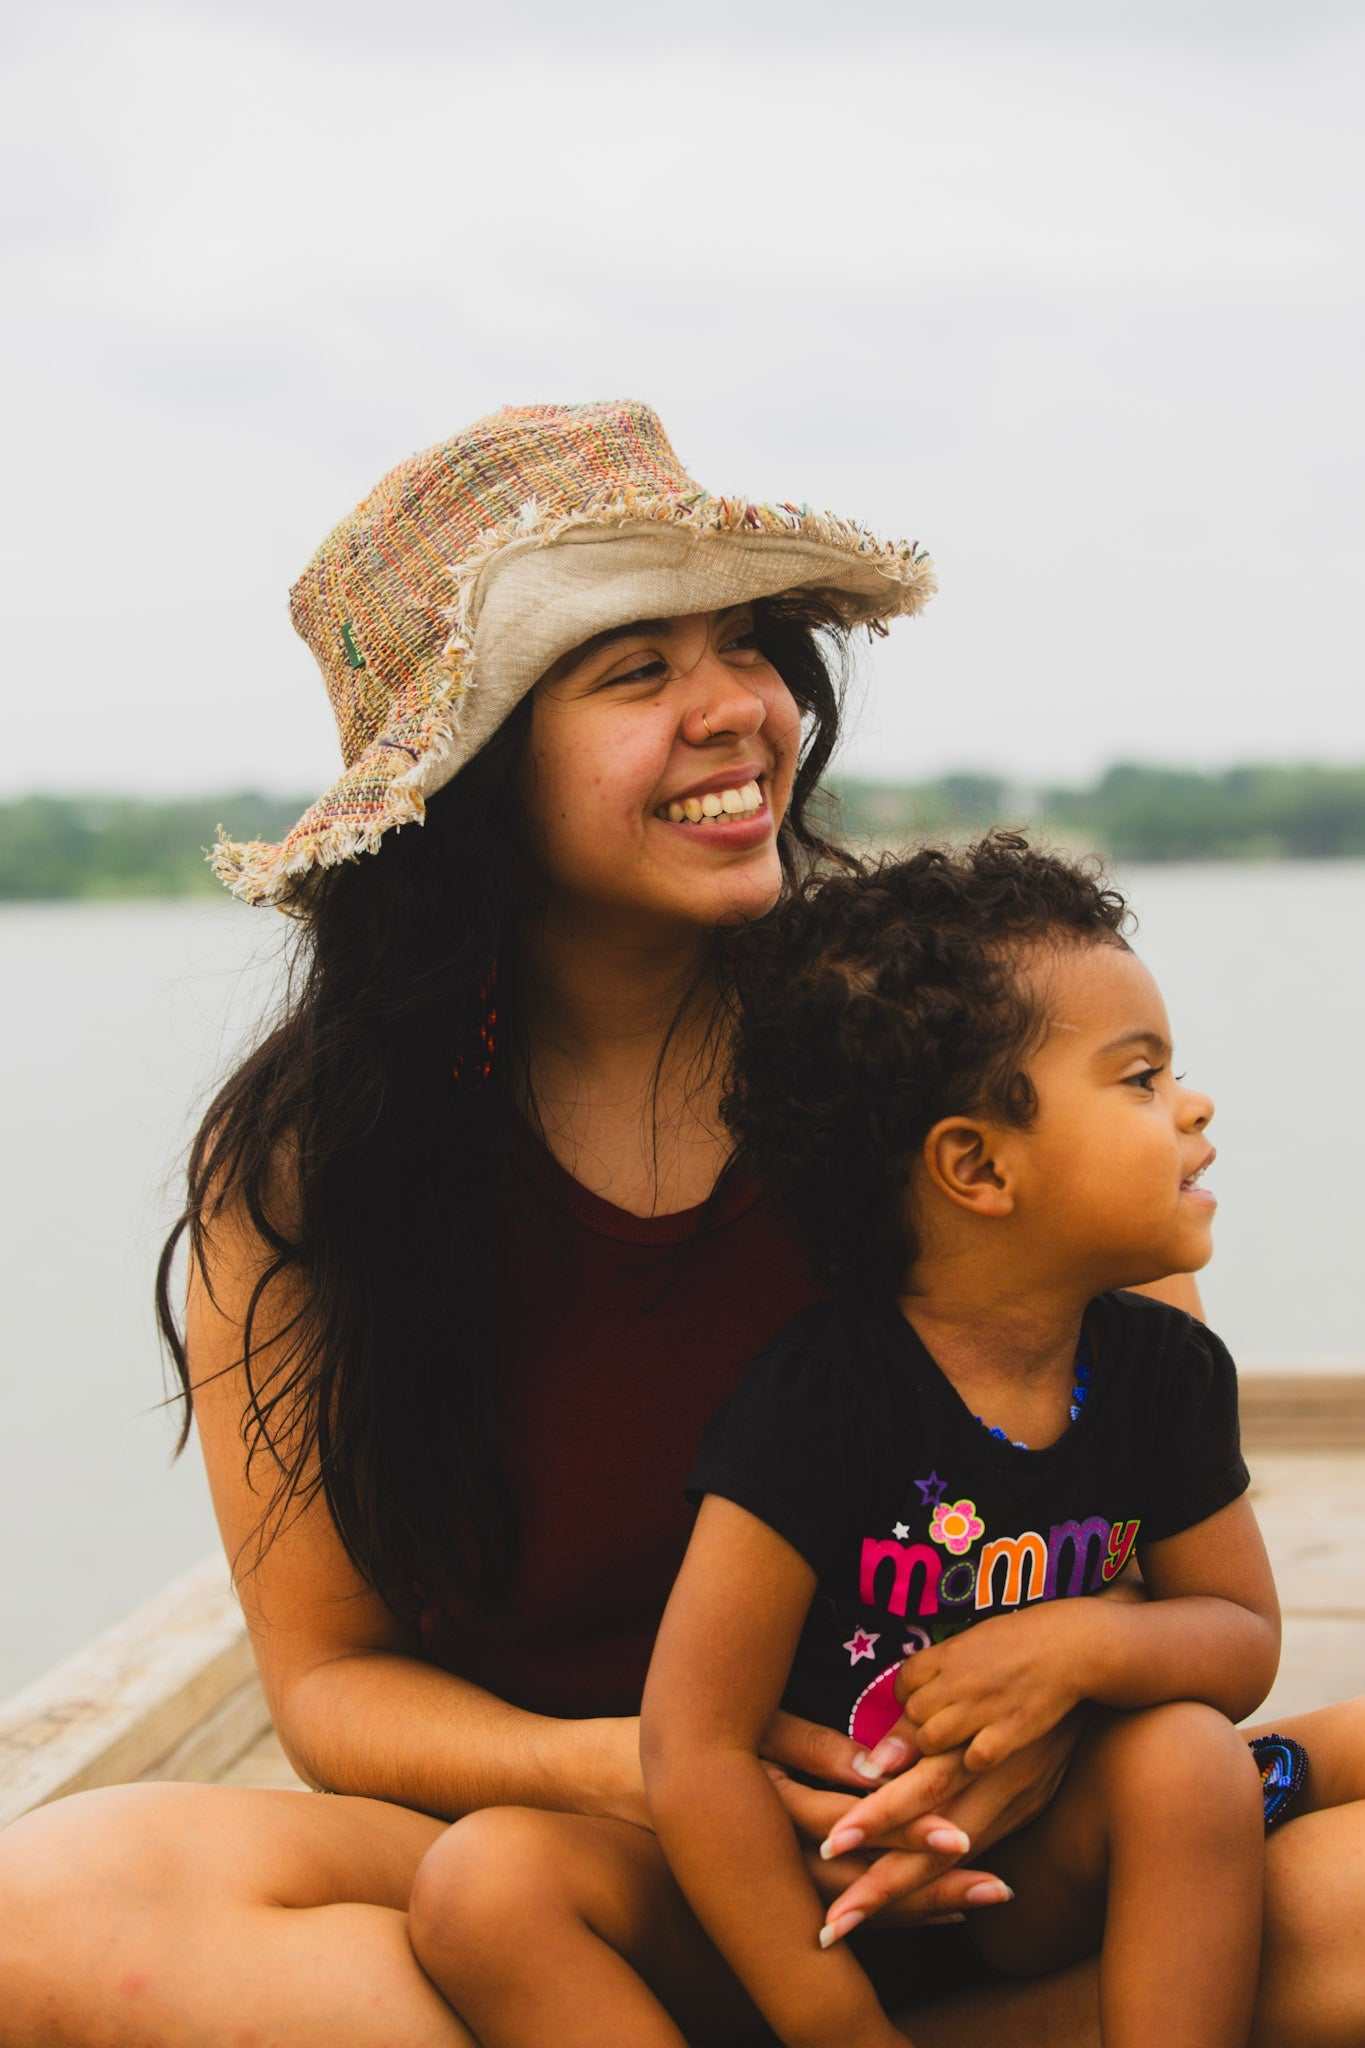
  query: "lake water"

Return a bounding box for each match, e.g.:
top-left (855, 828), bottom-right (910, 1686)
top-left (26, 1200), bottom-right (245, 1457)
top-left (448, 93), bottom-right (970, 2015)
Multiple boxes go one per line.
top-left (3, 865), bottom-right (1363, 1698)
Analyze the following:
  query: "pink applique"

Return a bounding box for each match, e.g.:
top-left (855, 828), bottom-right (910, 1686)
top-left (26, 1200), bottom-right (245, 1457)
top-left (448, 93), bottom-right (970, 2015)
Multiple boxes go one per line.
top-left (849, 1662), bottom-right (904, 1747)
top-left (929, 1498), bottom-right (984, 1556)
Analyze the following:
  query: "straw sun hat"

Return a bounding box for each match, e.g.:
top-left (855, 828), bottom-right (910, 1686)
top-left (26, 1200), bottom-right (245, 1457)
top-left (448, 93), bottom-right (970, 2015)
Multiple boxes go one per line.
top-left (210, 398), bottom-right (936, 908)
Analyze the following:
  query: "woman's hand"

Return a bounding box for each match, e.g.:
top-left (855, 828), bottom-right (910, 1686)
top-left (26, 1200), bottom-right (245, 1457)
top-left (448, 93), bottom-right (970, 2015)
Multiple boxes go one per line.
top-left (795, 1718), bottom-right (1081, 1936)
top-left (758, 1710), bottom-right (976, 1862)
top-left (583, 1707), bottom-right (919, 1832)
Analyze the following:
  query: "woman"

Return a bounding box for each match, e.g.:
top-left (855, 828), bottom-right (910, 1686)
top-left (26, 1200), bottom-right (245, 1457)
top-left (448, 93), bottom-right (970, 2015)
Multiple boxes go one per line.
top-left (0, 399), bottom-right (1360, 2047)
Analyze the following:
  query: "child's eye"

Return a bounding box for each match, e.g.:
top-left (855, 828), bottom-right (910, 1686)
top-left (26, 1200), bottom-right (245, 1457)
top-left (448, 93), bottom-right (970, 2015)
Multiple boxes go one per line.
top-left (1123, 1066), bottom-right (1164, 1092)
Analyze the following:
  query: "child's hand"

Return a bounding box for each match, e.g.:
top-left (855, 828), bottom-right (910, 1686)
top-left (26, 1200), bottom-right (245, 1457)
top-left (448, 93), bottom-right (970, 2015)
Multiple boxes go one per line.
top-left (861, 1603), bottom-right (1106, 1776)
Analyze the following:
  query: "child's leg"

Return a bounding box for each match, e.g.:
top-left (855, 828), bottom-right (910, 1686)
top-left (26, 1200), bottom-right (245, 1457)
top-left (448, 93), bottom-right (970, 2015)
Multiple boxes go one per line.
top-left (970, 1701), bottom-right (1266, 2048)
top-left (406, 1805), bottom-right (763, 2048)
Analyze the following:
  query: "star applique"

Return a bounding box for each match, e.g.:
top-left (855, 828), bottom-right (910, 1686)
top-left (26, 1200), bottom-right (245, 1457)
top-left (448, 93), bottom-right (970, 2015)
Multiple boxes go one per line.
top-left (914, 1471), bottom-right (947, 1507)
top-left (843, 1627), bottom-right (880, 1666)
top-left (892, 1521), bottom-right (911, 1541)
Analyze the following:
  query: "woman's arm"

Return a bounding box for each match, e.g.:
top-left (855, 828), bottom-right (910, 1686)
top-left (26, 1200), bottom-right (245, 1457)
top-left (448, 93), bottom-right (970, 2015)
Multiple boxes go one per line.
top-left (642, 1496), bottom-right (906, 2048)
top-left (189, 1192), bottom-right (642, 1823)
top-left (193, 1188), bottom-right (952, 1833)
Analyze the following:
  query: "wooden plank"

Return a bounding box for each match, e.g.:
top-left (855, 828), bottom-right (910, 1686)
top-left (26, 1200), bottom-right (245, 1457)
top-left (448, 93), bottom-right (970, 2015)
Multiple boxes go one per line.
top-left (1256, 1616), bottom-right (1365, 1724)
top-left (214, 1725), bottom-right (311, 1793)
top-left (136, 1673), bottom-right (273, 1788)
top-left (0, 1553), bottom-right (253, 1828)
top-left (1240, 1374), bottom-right (1365, 1450)
top-left (1248, 1449), bottom-right (1365, 1614)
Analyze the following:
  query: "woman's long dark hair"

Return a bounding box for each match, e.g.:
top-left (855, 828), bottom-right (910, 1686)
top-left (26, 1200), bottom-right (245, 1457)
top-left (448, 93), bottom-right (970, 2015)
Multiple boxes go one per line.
top-left (155, 597), bottom-right (856, 1622)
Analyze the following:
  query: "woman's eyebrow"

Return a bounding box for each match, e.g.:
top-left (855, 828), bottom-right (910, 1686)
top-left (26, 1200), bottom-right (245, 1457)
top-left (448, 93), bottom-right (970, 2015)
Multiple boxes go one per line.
top-left (550, 619), bottom-right (673, 677)
top-left (579, 618), bottom-right (670, 658)
top-left (555, 606), bottom-right (754, 676)
top-left (1096, 1028), bottom-right (1172, 1060)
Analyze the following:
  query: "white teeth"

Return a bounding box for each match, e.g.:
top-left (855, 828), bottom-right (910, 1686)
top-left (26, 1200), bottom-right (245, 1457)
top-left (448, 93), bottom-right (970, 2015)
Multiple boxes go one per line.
top-left (656, 781), bottom-right (765, 823)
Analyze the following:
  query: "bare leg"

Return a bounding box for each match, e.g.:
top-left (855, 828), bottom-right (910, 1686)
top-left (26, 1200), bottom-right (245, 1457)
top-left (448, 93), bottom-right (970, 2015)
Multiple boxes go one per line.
top-left (906, 1807), bottom-right (1365, 2048)
top-left (0, 1781), bottom-right (473, 2047)
top-left (952, 1704), bottom-right (1265, 2048)
top-left (408, 1807), bottom-right (764, 2048)
top-left (902, 1696), bottom-right (1365, 2048)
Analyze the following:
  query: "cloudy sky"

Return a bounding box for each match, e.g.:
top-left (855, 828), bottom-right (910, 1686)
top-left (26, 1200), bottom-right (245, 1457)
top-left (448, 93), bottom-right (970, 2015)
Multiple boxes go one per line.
top-left (5, 0), bottom-right (1362, 799)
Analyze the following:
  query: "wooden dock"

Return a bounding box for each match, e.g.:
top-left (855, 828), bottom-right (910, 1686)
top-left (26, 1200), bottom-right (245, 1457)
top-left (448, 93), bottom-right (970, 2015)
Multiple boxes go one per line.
top-left (3, 1387), bottom-right (1365, 1823)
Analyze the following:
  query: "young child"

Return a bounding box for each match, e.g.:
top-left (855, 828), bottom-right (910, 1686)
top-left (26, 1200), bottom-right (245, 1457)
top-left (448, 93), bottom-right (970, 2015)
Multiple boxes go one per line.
top-left (640, 834), bottom-right (1280, 2048)
top-left (412, 833), bottom-right (1284, 2048)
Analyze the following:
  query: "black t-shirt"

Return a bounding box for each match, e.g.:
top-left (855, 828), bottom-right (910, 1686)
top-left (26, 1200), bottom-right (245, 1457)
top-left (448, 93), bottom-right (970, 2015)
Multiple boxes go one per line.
top-left (685, 1291), bottom-right (1249, 1748)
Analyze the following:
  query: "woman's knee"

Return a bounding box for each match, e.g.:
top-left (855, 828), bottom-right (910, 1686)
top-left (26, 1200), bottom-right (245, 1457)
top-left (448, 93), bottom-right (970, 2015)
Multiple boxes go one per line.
top-left (0, 1785), bottom-right (206, 2032)
top-left (0, 1784), bottom-right (194, 1916)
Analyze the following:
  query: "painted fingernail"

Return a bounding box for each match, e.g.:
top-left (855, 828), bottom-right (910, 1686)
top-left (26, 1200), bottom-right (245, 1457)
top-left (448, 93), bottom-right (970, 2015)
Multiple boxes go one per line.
top-left (855, 1737), bottom-right (909, 1779)
top-left (819, 1826), bottom-right (865, 1860)
top-left (819, 1910), bottom-right (866, 1949)
top-left (965, 1879), bottom-right (1014, 1907)
top-left (926, 1826), bottom-right (971, 1855)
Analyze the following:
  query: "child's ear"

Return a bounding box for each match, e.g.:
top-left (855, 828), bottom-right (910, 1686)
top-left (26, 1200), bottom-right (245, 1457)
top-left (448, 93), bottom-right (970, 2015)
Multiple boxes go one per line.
top-left (922, 1118), bottom-right (1016, 1218)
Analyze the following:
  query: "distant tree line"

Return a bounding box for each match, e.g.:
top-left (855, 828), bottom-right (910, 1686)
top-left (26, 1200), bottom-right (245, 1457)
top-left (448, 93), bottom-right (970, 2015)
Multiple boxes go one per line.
top-left (2, 765), bottom-right (1365, 900)
top-left (829, 762), bottom-right (1365, 864)
top-left (0, 794), bottom-right (304, 900)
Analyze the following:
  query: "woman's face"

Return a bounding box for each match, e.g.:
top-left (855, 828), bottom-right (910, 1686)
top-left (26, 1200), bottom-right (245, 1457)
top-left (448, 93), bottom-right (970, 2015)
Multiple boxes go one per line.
top-left (522, 606), bottom-right (803, 936)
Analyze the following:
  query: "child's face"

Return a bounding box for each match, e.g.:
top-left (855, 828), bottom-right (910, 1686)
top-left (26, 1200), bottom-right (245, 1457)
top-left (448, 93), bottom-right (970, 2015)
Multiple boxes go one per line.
top-left (1013, 940), bottom-right (1216, 1290)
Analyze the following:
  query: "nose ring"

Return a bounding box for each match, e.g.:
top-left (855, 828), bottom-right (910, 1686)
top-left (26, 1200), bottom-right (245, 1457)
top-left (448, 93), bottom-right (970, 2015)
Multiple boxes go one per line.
top-left (701, 712), bottom-right (714, 739)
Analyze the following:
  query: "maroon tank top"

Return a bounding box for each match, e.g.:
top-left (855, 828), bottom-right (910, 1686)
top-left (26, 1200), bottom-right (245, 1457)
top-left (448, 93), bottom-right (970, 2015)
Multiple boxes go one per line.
top-left (416, 1108), bottom-right (820, 1716)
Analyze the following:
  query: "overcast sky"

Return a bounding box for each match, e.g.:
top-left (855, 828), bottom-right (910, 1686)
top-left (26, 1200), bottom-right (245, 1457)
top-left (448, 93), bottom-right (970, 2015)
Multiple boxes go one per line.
top-left (5, 1), bottom-right (1362, 799)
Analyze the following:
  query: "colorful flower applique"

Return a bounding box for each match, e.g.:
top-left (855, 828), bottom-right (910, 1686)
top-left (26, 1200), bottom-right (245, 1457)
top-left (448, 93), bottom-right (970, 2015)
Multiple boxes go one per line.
top-left (928, 1498), bottom-right (984, 1555)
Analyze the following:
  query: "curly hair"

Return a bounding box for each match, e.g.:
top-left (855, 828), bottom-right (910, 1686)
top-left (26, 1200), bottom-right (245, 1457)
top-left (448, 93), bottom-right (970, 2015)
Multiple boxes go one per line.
top-left (722, 832), bottom-right (1133, 1298)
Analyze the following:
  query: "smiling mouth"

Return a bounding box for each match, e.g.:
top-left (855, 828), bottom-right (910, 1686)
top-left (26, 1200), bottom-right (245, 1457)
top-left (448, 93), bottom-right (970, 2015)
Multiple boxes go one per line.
top-left (1180, 1149), bottom-right (1217, 1194)
top-left (654, 778), bottom-right (765, 825)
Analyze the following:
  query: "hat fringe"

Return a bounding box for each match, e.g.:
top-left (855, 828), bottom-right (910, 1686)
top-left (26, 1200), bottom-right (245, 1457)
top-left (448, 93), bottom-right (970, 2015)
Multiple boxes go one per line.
top-left (435, 483), bottom-right (935, 674)
top-left (207, 767), bottom-right (437, 909)
top-left (209, 485), bottom-right (934, 909)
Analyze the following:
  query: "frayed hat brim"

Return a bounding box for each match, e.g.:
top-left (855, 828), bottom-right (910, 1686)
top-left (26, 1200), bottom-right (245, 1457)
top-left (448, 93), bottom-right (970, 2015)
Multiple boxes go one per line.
top-left (210, 483), bottom-right (934, 909)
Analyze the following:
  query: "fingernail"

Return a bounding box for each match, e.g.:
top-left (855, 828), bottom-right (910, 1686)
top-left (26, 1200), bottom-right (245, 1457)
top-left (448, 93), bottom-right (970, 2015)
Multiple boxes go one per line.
top-left (926, 1826), bottom-right (971, 1855)
top-left (819, 1911), bottom-right (866, 1949)
top-left (854, 1737), bottom-right (909, 1779)
top-left (819, 1826), bottom-right (865, 1860)
top-left (965, 1879), bottom-right (1014, 1907)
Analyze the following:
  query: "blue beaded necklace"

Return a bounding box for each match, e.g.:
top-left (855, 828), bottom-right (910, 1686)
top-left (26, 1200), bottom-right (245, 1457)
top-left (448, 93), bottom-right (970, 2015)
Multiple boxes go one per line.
top-left (974, 1331), bottom-right (1093, 1451)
